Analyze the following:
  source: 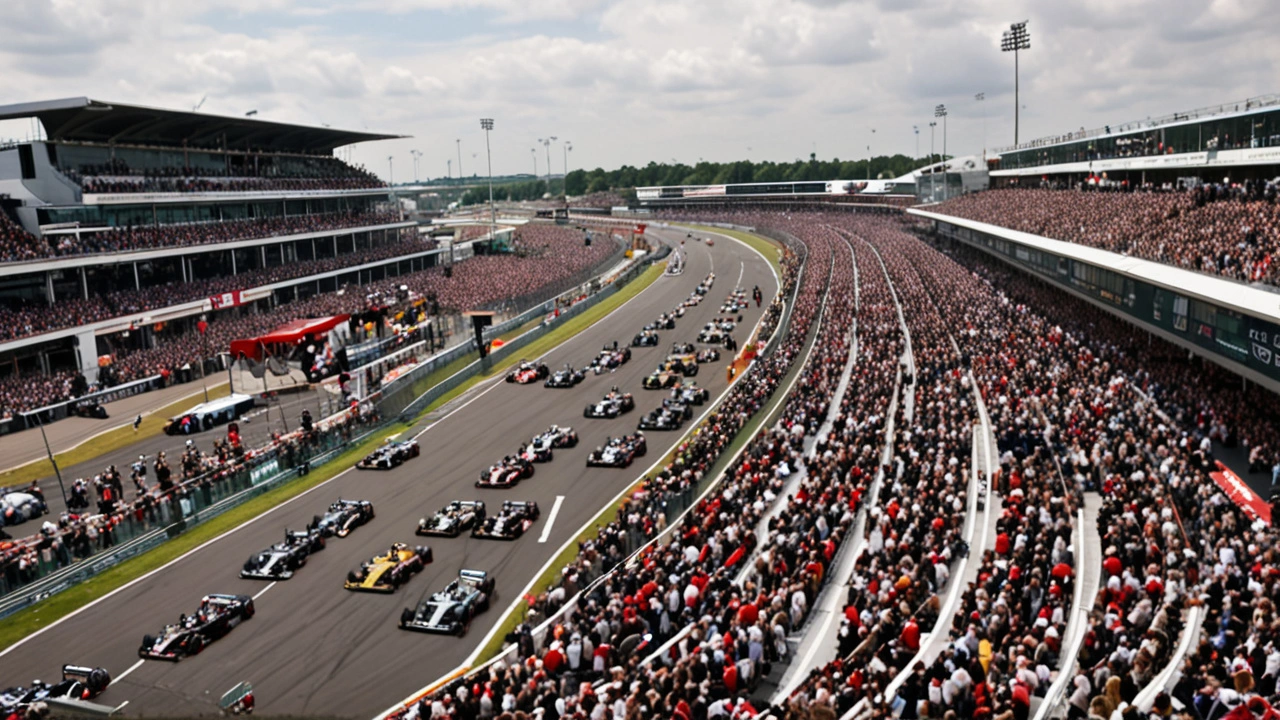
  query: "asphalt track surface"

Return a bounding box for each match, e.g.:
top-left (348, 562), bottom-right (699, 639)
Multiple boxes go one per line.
top-left (0, 229), bottom-right (776, 718)
top-left (12, 390), bottom-right (328, 521)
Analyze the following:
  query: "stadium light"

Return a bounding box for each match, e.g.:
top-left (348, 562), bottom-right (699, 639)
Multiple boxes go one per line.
top-left (913, 125), bottom-right (919, 162)
top-left (935, 104), bottom-right (948, 172)
top-left (456, 139), bottom-right (463, 181)
top-left (928, 120), bottom-right (937, 200)
top-left (387, 155), bottom-right (394, 186)
top-left (531, 148), bottom-right (538, 177)
top-left (480, 118), bottom-right (496, 231)
top-left (975, 92), bottom-right (986, 158)
top-left (410, 149), bottom-right (423, 183)
top-left (1001, 20), bottom-right (1030, 145)
top-left (867, 128), bottom-right (876, 181)
top-left (562, 141), bottom-right (573, 199)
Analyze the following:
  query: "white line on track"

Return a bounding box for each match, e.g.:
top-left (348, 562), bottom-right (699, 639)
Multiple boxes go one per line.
top-left (115, 659), bottom-right (145, 683)
top-left (538, 496), bottom-right (565, 543)
top-left (252, 581), bottom-right (277, 600)
top-left (736, 260), bottom-right (744, 286)
top-left (0, 238), bottom-right (685, 661)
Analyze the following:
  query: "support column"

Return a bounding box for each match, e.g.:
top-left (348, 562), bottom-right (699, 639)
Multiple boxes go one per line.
top-left (231, 249), bottom-right (237, 275)
top-left (133, 262), bottom-right (140, 290)
top-left (45, 272), bottom-right (55, 306)
top-left (181, 257), bottom-right (188, 283)
top-left (80, 266), bottom-right (88, 299)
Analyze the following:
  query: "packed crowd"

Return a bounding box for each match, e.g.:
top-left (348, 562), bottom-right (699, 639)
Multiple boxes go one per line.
top-left (0, 231), bottom-right (425, 344)
top-left (0, 403), bottom-right (381, 593)
top-left (931, 187), bottom-right (1280, 284)
top-left (0, 224), bottom-right (619, 418)
top-left (65, 155), bottom-right (384, 194)
top-left (0, 208), bottom-right (401, 263)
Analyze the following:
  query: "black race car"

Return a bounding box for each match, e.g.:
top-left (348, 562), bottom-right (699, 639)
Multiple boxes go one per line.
top-left (139, 594), bottom-right (255, 660)
top-left (400, 569), bottom-right (496, 636)
top-left (477, 456), bottom-right (535, 488)
top-left (637, 399), bottom-right (693, 431)
top-left (584, 389), bottom-right (636, 418)
top-left (506, 360), bottom-right (550, 384)
top-left (632, 330), bottom-right (660, 347)
top-left (586, 434), bottom-right (648, 468)
top-left (671, 382), bottom-right (711, 405)
top-left (71, 400), bottom-right (109, 419)
top-left (519, 425), bottom-right (580, 462)
top-left (417, 501), bottom-right (486, 537)
top-left (697, 324), bottom-right (729, 344)
top-left (473, 500), bottom-right (540, 540)
top-left (645, 314), bottom-right (676, 331)
top-left (241, 528), bottom-right (327, 580)
top-left (589, 344), bottom-right (632, 373)
top-left (357, 439), bottom-right (421, 470)
top-left (544, 364), bottom-right (586, 388)
top-left (1, 665), bottom-right (113, 715)
top-left (308, 499), bottom-right (376, 538)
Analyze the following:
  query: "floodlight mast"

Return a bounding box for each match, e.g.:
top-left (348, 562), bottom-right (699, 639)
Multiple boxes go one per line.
top-left (480, 119), bottom-right (496, 231)
top-left (1001, 20), bottom-right (1031, 145)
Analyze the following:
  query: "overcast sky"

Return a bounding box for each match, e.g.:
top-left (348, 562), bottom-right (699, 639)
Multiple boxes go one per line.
top-left (2, 0), bottom-right (1278, 182)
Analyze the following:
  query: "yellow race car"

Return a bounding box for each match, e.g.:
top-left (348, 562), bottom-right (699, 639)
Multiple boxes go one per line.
top-left (343, 543), bottom-right (432, 593)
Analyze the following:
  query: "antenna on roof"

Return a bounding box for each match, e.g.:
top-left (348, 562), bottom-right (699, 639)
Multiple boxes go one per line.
top-left (193, 95), bottom-right (207, 112)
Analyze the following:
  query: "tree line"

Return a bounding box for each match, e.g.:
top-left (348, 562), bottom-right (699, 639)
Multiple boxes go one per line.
top-left (459, 153), bottom-right (935, 206)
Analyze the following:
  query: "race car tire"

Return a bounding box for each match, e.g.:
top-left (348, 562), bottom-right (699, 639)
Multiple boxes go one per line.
top-left (203, 415), bottom-right (214, 431)
top-left (416, 546), bottom-right (433, 564)
top-left (347, 570), bottom-right (360, 584)
top-left (240, 597), bottom-right (255, 618)
top-left (505, 375), bottom-right (515, 383)
top-left (401, 608), bottom-right (413, 627)
top-left (189, 635), bottom-right (205, 655)
top-left (584, 407), bottom-right (592, 418)
top-left (142, 634), bottom-right (156, 650)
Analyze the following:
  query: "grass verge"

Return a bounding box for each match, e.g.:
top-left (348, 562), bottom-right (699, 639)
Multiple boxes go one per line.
top-left (0, 383), bottom-right (233, 488)
top-left (0, 261), bottom-right (666, 651)
top-left (0, 424), bottom-right (401, 652)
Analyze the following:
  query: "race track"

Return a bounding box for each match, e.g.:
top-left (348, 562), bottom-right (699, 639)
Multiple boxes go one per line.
top-left (0, 227), bottom-right (777, 718)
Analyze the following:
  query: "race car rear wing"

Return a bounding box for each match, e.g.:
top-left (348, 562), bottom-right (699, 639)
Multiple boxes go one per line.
top-left (459, 569), bottom-right (489, 583)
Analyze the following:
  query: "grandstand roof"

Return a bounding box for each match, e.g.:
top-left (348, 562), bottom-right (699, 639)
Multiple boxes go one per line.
top-left (0, 97), bottom-right (403, 153)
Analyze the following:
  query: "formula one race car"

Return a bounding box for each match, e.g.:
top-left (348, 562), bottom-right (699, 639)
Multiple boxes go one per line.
top-left (357, 439), bottom-right (420, 470)
top-left (240, 528), bottom-right (327, 580)
top-left (645, 314), bottom-right (676, 331)
top-left (417, 501), bottom-right (486, 538)
top-left (400, 569), bottom-right (496, 636)
top-left (589, 344), bottom-right (632, 373)
top-left (505, 360), bottom-right (550, 384)
top-left (586, 434), bottom-right (648, 468)
top-left (520, 425), bottom-right (580, 462)
top-left (698, 324), bottom-right (726, 344)
top-left (477, 456), bottom-right (535, 488)
top-left (544, 363), bottom-right (586, 388)
top-left (695, 275), bottom-right (714, 296)
top-left (138, 594), bottom-right (255, 660)
top-left (720, 292), bottom-right (748, 314)
top-left (1, 490), bottom-right (47, 526)
top-left (344, 543), bottom-right (432, 592)
top-left (472, 500), bottom-right (540, 540)
top-left (637, 399), bottom-right (693, 431)
top-left (642, 367), bottom-right (683, 390)
top-left (1, 665), bottom-right (113, 714)
top-left (584, 388), bottom-right (636, 418)
top-left (71, 399), bottom-right (109, 419)
top-left (672, 382), bottom-right (711, 405)
top-left (308, 499), bottom-right (376, 538)
top-left (682, 293), bottom-right (703, 308)
top-left (632, 330), bottom-right (660, 347)
top-left (670, 347), bottom-right (720, 365)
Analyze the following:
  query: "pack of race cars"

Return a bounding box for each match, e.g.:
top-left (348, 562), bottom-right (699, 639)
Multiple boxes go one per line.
top-left (98, 268), bottom-right (756, 685)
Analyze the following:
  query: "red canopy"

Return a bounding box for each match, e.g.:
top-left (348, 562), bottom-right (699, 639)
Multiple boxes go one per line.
top-left (229, 315), bottom-right (349, 362)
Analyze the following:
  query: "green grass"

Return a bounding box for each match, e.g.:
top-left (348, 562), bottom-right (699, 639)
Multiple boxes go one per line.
top-left (0, 383), bottom-right (233, 488)
top-left (0, 260), bottom-right (666, 652)
top-left (675, 223), bottom-right (784, 276)
top-left (0, 424), bottom-right (402, 652)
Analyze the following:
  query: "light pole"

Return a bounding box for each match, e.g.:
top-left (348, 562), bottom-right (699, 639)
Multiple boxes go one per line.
top-left (410, 149), bottom-right (422, 183)
top-left (929, 120), bottom-right (937, 200)
top-left (456, 138), bottom-right (463, 180)
top-left (387, 155), bottom-right (394, 186)
top-left (935, 105), bottom-right (948, 200)
top-left (975, 93), bottom-right (986, 158)
top-left (866, 128), bottom-right (876, 181)
top-left (561, 141), bottom-right (572, 197)
top-left (531, 148), bottom-right (538, 177)
top-left (35, 414), bottom-right (68, 508)
top-left (540, 137), bottom-right (556, 186)
top-left (1001, 21), bottom-right (1030, 145)
top-left (914, 125), bottom-right (919, 163)
top-left (447, 158), bottom-right (452, 182)
top-left (480, 118), bottom-right (496, 232)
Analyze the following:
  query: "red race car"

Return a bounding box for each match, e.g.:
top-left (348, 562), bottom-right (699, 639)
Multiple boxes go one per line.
top-left (505, 360), bottom-right (550, 384)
